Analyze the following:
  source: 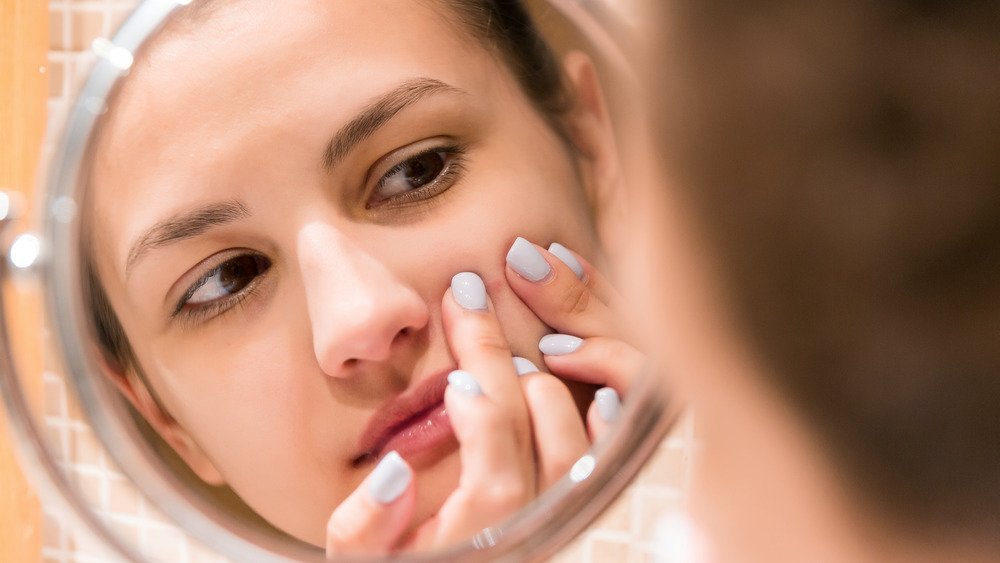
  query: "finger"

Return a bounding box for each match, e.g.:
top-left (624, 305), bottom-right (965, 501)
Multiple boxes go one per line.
top-left (405, 370), bottom-right (533, 549)
top-left (547, 241), bottom-right (620, 306)
top-left (586, 387), bottom-right (622, 442)
top-left (443, 272), bottom-right (531, 450)
top-left (519, 371), bottom-right (590, 489)
top-left (445, 370), bottom-right (530, 490)
top-left (505, 237), bottom-right (622, 339)
top-left (325, 451), bottom-right (416, 556)
top-left (539, 335), bottom-right (644, 395)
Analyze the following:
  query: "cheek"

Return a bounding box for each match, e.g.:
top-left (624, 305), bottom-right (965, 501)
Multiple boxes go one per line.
top-left (145, 324), bottom-right (351, 470)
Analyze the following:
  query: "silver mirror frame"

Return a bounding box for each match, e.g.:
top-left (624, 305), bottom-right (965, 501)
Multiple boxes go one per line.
top-left (0, 0), bottom-right (678, 560)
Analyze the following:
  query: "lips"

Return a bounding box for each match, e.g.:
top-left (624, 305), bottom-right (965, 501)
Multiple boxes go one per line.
top-left (352, 367), bottom-right (458, 466)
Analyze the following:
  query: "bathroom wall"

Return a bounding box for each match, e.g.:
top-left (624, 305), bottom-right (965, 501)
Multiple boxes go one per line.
top-left (41, 1), bottom-right (693, 561)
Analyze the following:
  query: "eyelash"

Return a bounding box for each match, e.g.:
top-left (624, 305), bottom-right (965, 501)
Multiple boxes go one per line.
top-left (171, 252), bottom-right (270, 325)
top-left (167, 144), bottom-right (464, 326)
top-left (368, 143), bottom-right (468, 209)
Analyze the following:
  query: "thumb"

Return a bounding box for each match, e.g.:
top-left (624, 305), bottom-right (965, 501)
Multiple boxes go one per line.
top-left (326, 451), bottom-right (416, 557)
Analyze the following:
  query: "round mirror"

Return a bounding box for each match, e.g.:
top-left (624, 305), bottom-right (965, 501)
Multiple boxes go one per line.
top-left (1, 0), bottom-right (676, 560)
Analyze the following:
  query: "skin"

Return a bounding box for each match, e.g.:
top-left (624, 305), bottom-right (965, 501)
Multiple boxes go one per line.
top-left (88, 0), bottom-right (639, 551)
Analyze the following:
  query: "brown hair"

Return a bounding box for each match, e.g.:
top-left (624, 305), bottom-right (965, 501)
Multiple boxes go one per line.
top-left (656, 0), bottom-right (1000, 542)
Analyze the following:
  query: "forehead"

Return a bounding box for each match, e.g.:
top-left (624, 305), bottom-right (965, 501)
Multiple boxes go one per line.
top-left (97, 0), bottom-right (483, 152)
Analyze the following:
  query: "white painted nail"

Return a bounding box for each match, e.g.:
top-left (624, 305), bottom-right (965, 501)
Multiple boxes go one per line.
top-left (595, 387), bottom-right (621, 423)
top-left (452, 272), bottom-right (487, 310)
top-left (512, 356), bottom-right (539, 375)
top-left (539, 334), bottom-right (583, 356)
top-left (506, 237), bottom-right (552, 282)
top-left (368, 451), bottom-right (412, 504)
top-left (448, 369), bottom-right (483, 396)
top-left (548, 243), bottom-right (584, 279)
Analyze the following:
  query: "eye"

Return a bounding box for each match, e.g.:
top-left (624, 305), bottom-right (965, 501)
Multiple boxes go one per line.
top-left (175, 253), bottom-right (272, 318)
top-left (368, 144), bottom-right (465, 208)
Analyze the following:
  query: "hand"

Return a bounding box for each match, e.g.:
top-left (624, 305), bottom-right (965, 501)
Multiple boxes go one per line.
top-left (325, 268), bottom-right (572, 555)
top-left (324, 238), bottom-right (641, 556)
top-left (505, 237), bottom-right (643, 441)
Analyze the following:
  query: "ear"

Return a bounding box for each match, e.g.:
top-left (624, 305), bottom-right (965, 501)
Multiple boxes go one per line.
top-left (98, 352), bottom-right (226, 485)
top-left (562, 51), bottom-right (628, 255)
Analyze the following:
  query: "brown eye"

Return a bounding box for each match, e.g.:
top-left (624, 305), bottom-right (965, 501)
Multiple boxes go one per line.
top-left (375, 150), bottom-right (448, 200)
top-left (185, 254), bottom-right (271, 306)
top-left (402, 151), bottom-right (446, 188)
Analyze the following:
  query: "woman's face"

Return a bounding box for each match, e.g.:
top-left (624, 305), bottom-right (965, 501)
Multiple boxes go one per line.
top-left (88, 0), bottom-right (602, 546)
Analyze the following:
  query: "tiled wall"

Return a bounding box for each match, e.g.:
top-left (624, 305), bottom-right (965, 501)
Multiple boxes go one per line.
top-left (41, 1), bottom-right (692, 561)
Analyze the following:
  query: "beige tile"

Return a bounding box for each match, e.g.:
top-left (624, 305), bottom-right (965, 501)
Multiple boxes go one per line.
top-left (49, 9), bottom-right (67, 51)
top-left (108, 519), bottom-right (141, 552)
top-left (551, 537), bottom-right (586, 563)
top-left (43, 374), bottom-right (65, 416)
top-left (188, 543), bottom-right (230, 563)
top-left (44, 425), bottom-right (66, 459)
top-left (65, 383), bottom-right (85, 421)
top-left (636, 495), bottom-right (685, 542)
top-left (72, 428), bottom-right (104, 468)
top-left (71, 471), bottom-right (104, 507)
top-left (46, 60), bottom-right (64, 99)
top-left (636, 445), bottom-right (688, 488)
top-left (590, 489), bottom-right (632, 534)
top-left (590, 537), bottom-right (632, 562)
top-left (110, 7), bottom-right (135, 33)
top-left (143, 527), bottom-right (185, 562)
top-left (42, 511), bottom-right (64, 550)
top-left (71, 10), bottom-right (107, 51)
top-left (107, 477), bottom-right (140, 514)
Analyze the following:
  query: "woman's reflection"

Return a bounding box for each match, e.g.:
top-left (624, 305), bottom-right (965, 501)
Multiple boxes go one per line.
top-left (83, 0), bottom-right (641, 553)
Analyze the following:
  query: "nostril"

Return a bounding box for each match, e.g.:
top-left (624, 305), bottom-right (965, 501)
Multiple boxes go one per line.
top-left (392, 327), bottom-right (410, 347)
top-left (344, 358), bottom-right (359, 369)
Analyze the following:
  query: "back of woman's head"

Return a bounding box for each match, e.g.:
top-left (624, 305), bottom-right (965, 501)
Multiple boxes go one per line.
top-left (654, 0), bottom-right (1000, 542)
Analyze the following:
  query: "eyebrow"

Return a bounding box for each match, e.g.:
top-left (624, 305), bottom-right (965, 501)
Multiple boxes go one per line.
top-left (124, 200), bottom-right (250, 279)
top-left (322, 77), bottom-right (465, 171)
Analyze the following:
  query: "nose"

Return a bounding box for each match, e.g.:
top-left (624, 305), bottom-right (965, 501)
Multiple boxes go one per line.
top-left (297, 222), bottom-right (428, 378)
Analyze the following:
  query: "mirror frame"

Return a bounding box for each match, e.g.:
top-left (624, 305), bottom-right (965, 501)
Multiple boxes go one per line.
top-left (0, 0), bottom-right (678, 560)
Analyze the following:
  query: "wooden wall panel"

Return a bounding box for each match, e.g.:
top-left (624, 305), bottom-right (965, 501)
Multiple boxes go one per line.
top-left (0, 0), bottom-right (49, 561)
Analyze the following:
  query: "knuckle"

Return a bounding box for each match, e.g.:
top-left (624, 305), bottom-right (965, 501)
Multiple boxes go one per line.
top-left (602, 338), bottom-right (630, 361)
top-left (326, 519), bottom-right (357, 547)
top-left (475, 404), bottom-right (513, 434)
top-left (524, 374), bottom-right (572, 402)
top-left (469, 330), bottom-right (511, 355)
top-left (559, 282), bottom-right (591, 317)
top-left (477, 478), bottom-right (530, 512)
top-left (545, 457), bottom-right (576, 484)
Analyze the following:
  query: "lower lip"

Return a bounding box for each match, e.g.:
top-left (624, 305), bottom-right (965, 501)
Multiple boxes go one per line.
top-left (378, 403), bottom-right (456, 465)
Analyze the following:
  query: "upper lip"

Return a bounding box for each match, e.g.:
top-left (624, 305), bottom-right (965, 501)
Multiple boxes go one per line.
top-left (352, 367), bottom-right (453, 464)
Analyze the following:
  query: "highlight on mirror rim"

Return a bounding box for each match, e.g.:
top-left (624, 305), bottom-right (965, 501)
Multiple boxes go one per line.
top-left (0, 0), bottom-right (676, 560)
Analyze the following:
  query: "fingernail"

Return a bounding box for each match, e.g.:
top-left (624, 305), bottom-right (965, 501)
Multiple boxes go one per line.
top-left (548, 243), bottom-right (584, 279)
top-left (512, 356), bottom-right (539, 376)
top-left (595, 387), bottom-right (621, 423)
top-left (448, 369), bottom-right (483, 396)
top-left (539, 334), bottom-right (583, 356)
top-left (451, 272), bottom-right (487, 310)
top-left (506, 237), bottom-right (552, 282)
top-left (368, 451), bottom-right (412, 504)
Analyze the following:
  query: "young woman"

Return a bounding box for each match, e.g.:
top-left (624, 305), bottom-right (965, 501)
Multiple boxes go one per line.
top-left (84, 0), bottom-right (641, 554)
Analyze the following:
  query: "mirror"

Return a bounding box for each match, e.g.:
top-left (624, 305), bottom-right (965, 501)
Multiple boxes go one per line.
top-left (1, 0), bottom-right (675, 560)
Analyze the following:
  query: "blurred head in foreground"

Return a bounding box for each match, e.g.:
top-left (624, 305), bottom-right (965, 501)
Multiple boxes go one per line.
top-left (633, 1), bottom-right (1000, 561)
